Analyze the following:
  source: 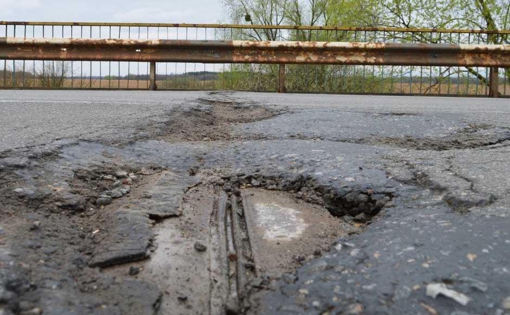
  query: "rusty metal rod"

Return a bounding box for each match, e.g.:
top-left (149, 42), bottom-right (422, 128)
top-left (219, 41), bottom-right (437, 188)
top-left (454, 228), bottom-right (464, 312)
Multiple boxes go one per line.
top-left (1, 21), bottom-right (510, 35)
top-left (149, 61), bottom-right (157, 91)
top-left (489, 67), bottom-right (500, 97)
top-left (278, 64), bottom-right (286, 93)
top-left (1, 38), bottom-right (509, 67)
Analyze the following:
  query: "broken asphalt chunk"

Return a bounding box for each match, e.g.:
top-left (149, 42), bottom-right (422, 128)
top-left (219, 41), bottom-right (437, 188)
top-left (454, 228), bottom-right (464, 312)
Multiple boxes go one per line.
top-left (88, 210), bottom-right (153, 268)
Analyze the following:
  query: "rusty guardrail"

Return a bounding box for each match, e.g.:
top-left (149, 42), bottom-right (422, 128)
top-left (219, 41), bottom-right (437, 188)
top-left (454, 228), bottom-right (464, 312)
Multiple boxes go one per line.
top-left (2, 21), bottom-right (509, 97)
top-left (1, 38), bottom-right (509, 66)
top-left (1, 37), bottom-right (508, 95)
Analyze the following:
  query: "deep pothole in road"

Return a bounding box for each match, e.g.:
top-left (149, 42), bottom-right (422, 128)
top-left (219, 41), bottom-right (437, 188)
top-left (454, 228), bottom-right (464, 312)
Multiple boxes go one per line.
top-left (0, 157), bottom-right (396, 315)
top-left (96, 169), bottom-right (396, 315)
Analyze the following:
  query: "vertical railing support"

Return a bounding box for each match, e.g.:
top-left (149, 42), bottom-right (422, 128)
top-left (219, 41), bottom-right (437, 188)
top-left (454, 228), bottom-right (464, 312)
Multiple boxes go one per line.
top-left (278, 64), bottom-right (286, 93)
top-left (489, 67), bottom-right (499, 98)
top-left (149, 61), bottom-right (157, 91)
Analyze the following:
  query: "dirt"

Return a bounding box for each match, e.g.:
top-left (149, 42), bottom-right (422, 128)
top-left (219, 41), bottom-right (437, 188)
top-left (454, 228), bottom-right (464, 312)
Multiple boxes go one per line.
top-left (154, 99), bottom-right (278, 142)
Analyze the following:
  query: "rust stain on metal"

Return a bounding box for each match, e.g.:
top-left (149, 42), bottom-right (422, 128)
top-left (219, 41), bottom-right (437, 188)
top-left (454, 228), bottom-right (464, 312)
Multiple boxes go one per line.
top-left (0, 37), bottom-right (508, 67)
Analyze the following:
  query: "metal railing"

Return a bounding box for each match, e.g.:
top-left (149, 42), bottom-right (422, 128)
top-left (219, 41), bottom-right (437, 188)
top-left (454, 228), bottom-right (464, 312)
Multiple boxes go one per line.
top-left (1, 21), bottom-right (509, 97)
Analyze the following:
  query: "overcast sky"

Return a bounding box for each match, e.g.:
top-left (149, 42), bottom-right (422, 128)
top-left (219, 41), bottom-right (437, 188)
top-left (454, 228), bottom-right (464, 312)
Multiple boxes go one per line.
top-left (1, 0), bottom-right (224, 23)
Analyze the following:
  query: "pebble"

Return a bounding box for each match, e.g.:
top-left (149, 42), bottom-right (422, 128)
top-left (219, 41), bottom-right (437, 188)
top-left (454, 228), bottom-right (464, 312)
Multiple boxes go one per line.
top-left (25, 308), bottom-right (43, 315)
top-left (503, 296), bottom-right (510, 309)
top-left (96, 197), bottom-right (113, 206)
top-left (110, 189), bottom-right (124, 199)
top-left (194, 241), bottom-right (207, 252)
top-left (115, 170), bottom-right (128, 178)
top-left (30, 221), bottom-right (41, 231)
top-left (122, 178), bottom-right (133, 185)
top-left (345, 303), bottom-right (364, 314)
top-left (129, 266), bottom-right (140, 276)
top-left (119, 186), bottom-right (131, 195)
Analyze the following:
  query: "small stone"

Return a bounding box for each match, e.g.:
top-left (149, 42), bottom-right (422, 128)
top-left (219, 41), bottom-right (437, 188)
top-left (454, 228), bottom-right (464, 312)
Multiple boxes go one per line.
top-left (30, 221), bottom-right (41, 231)
top-left (111, 189), bottom-right (123, 199)
top-left (129, 266), bottom-right (140, 275)
top-left (101, 190), bottom-right (113, 197)
top-left (194, 241), bottom-right (207, 252)
top-left (294, 255), bottom-right (306, 263)
top-left (122, 178), bottom-right (133, 185)
top-left (113, 181), bottom-right (122, 188)
top-left (313, 249), bottom-right (322, 256)
top-left (345, 303), bottom-right (364, 314)
top-left (119, 186), bottom-right (131, 195)
top-left (375, 199), bottom-right (388, 209)
top-left (251, 180), bottom-right (261, 187)
top-left (115, 170), bottom-right (128, 178)
top-left (354, 213), bottom-right (368, 223)
top-left (129, 173), bottom-right (138, 180)
top-left (356, 193), bottom-right (369, 203)
top-left (244, 262), bottom-right (255, 270)
top-left (298, 289), bottom-right (309, 295)
top-left (96, 197), bottom-right (113, 206)
top-left (23, 308), bottom-right (43, 315)
top-left (503, 296), bottom-right (510, 310)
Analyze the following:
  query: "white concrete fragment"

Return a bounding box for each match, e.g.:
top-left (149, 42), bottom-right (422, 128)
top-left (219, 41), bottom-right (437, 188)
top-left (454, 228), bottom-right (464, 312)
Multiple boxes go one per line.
top-left (253, 202), bottom-right (309, 240)
top-left (426, 283), bottom-right (471, 306)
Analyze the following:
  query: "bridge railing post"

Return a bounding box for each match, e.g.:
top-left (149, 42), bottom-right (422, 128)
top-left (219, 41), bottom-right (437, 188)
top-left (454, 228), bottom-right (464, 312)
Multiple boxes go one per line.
top-left (278, 64), bottom-right (286, 93)
top-left (489, 67), bottom-right (499, 98)
top-left (149, 61), bottom-right (157, 91)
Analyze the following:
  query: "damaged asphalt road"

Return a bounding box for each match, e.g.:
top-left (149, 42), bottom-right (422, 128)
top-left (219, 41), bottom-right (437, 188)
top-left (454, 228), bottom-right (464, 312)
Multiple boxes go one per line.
top-left (1, 90), bottom-right (510, 315)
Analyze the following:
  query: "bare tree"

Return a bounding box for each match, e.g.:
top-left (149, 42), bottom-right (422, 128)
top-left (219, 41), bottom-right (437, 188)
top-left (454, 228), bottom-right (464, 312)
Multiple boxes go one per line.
top-left (36, 61), bottom-right (71, 88)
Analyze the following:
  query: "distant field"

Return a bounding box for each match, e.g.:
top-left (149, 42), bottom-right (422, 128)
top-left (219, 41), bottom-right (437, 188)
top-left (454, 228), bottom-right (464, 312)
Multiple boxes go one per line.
top-left (1, 78), bottom-right (508, 96)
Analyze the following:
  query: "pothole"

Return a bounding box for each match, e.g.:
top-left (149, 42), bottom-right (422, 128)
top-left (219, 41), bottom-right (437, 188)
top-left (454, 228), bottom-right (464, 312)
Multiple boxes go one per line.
top-left (354, 126), bottom-right (510, 151)
top-left (103, 181), bottom-right (349, 315)
top-left (141, 99), bottom-right (280, 143)
top-left (82, 164), bottom-right (400, 315)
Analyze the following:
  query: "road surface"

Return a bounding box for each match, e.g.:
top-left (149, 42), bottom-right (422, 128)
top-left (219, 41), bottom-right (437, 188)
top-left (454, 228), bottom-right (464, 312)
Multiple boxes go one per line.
top-left (0, 90), bottom-right (509, 315)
